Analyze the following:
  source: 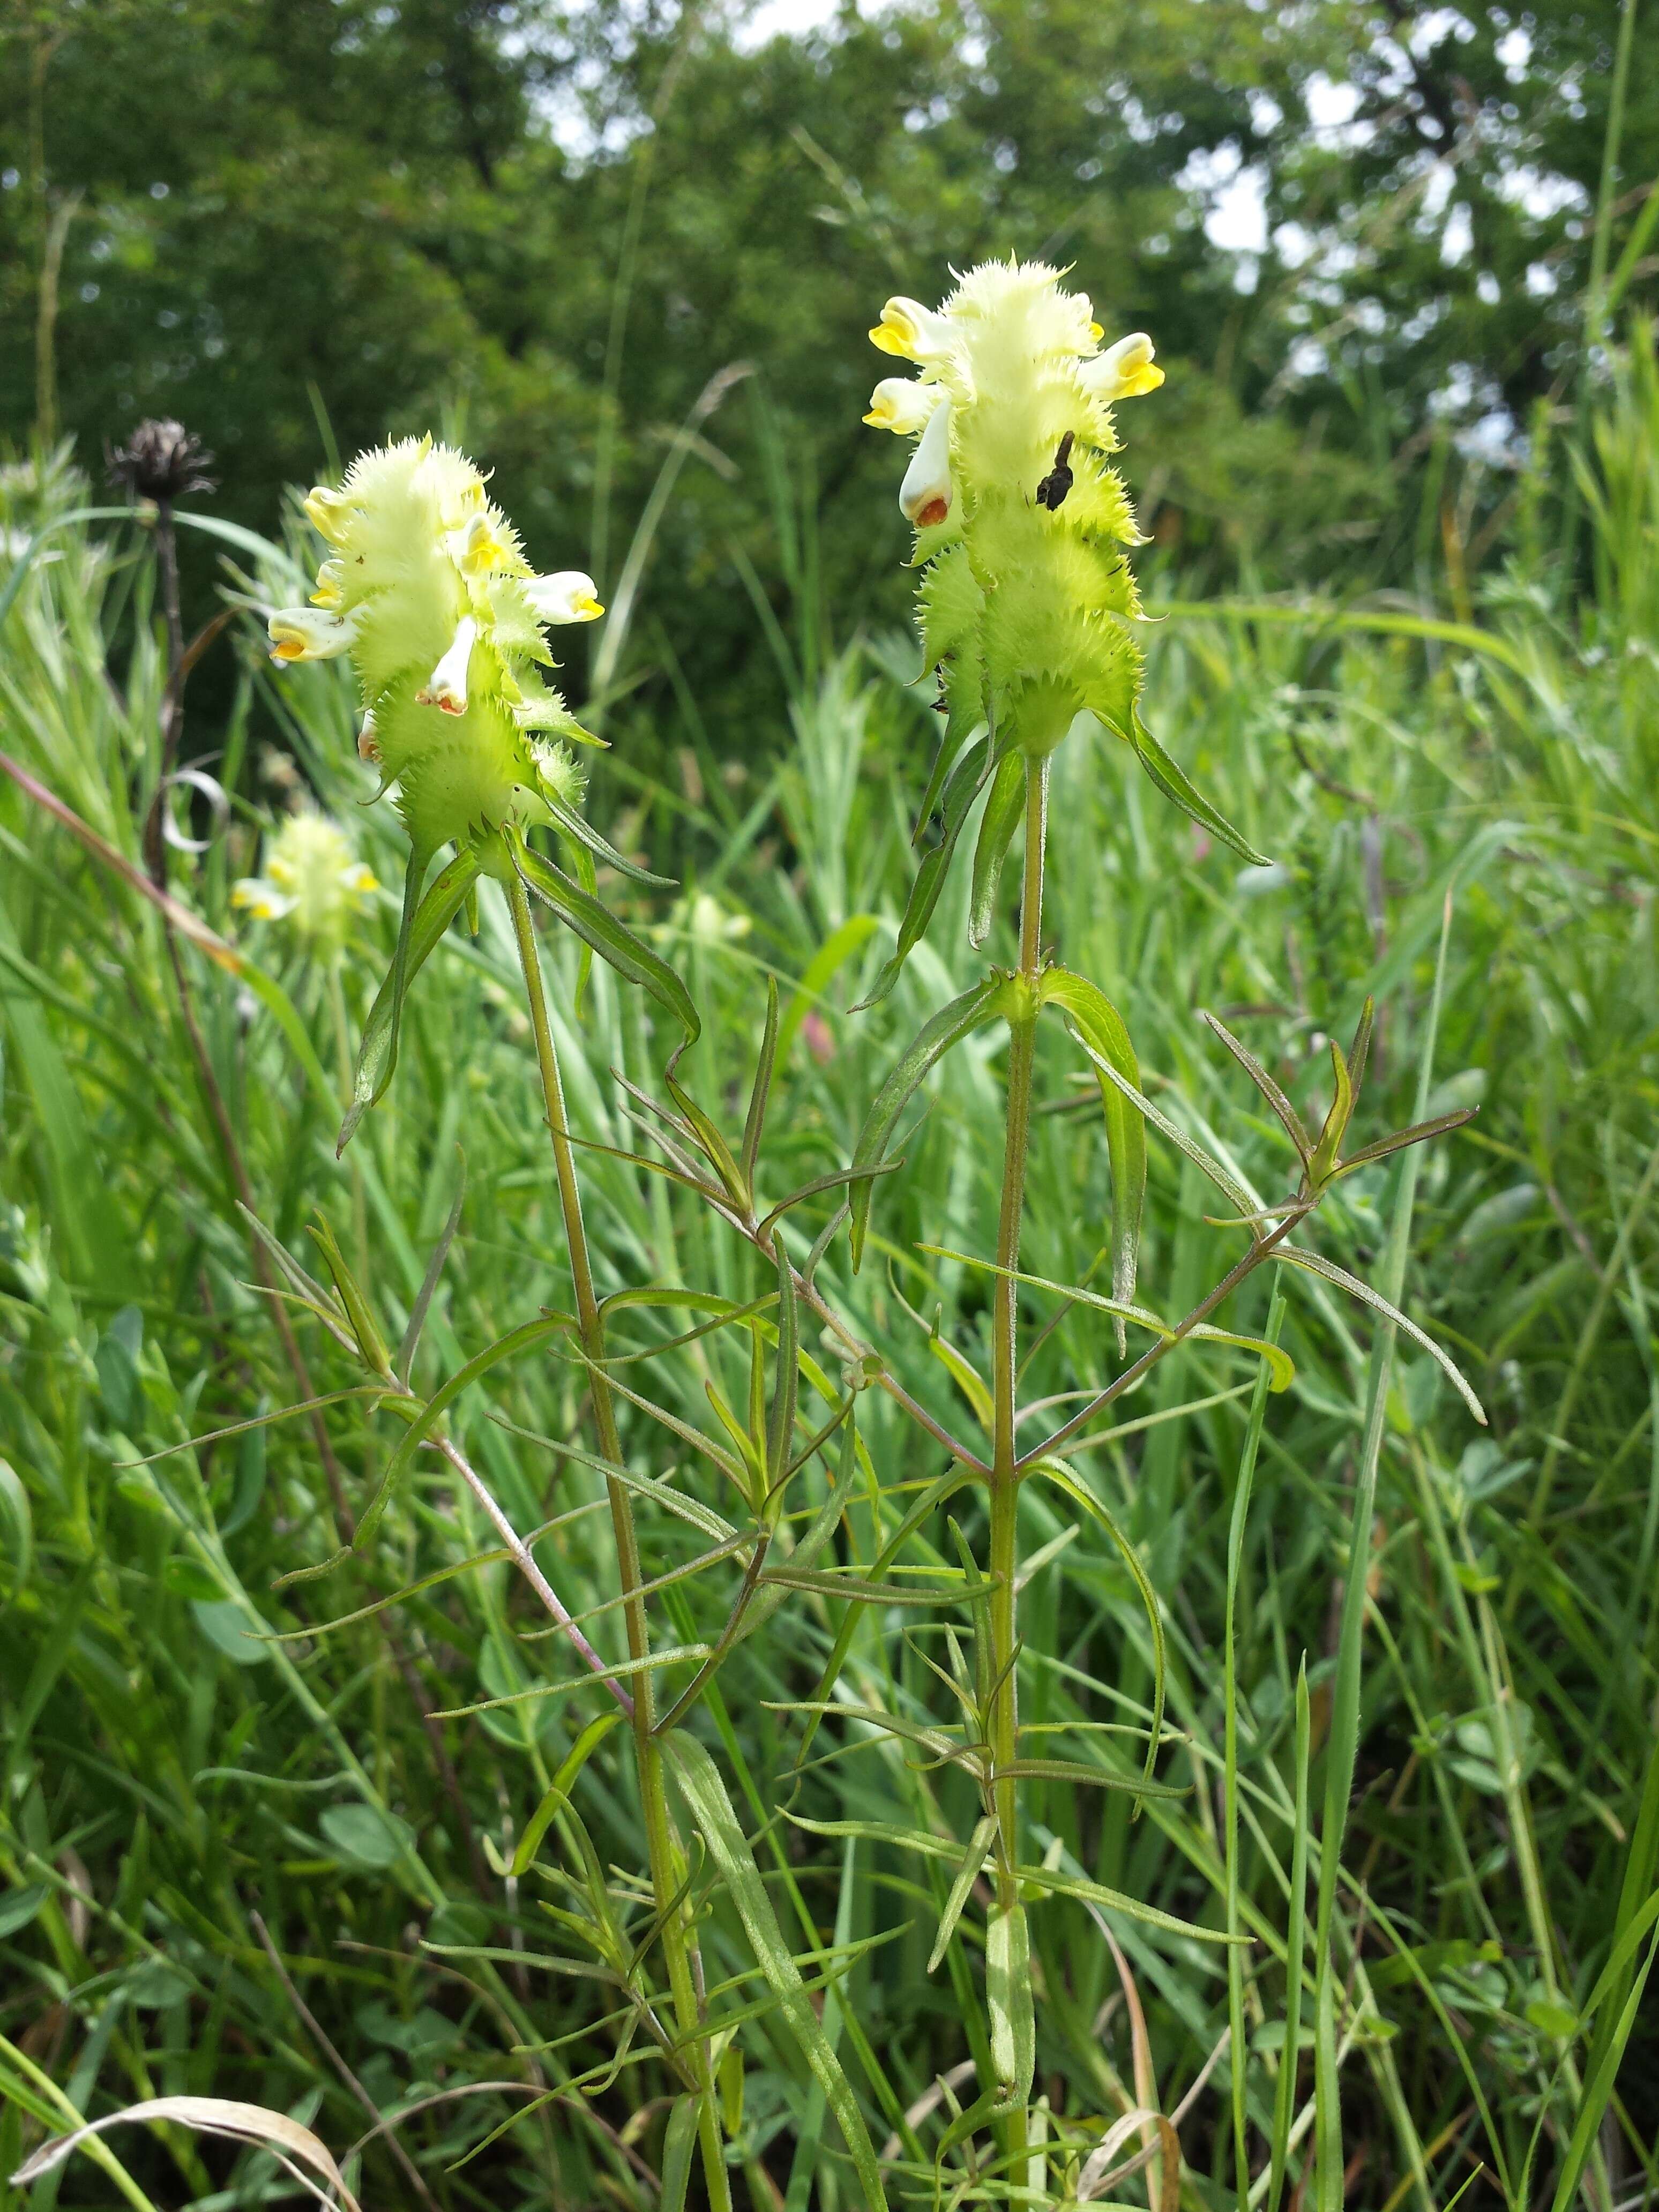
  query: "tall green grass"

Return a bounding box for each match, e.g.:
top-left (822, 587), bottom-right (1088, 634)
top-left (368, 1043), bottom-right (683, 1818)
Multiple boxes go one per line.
top-left (2, 334), bottom-right (1657, 2211)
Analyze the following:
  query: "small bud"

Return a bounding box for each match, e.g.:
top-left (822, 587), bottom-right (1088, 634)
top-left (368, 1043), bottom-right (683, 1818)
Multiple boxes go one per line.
top-left (417, 616), bottom-right (479, 715)
top-left (525, 570), bottom-right (604, 625)
top-left (302, 485), bottom-right (353, 545)
top-left (863, 377), bottom-right (945, 435)
top-left (899, 398), bottom-right (954, 528)
top-left (447, 509), bottom-right (511, 576)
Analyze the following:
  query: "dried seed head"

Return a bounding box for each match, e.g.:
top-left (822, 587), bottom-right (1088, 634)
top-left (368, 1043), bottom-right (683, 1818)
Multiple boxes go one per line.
top-left (106, 419), bottom-right (216, 502)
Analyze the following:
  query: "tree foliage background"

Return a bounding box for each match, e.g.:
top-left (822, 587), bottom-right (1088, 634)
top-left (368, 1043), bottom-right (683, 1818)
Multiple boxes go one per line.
top-left (3, 0), bottom-right (1655, 738)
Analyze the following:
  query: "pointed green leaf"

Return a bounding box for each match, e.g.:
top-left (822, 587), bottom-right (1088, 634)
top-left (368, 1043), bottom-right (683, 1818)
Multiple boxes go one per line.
top-left (1028, 1459), bottom-right (1166, 1791)
top-left (1041, 969), bottom-right (1147, 1327)
top-left (1199, 1009), bottom-right (1312, 1164)
top-left (855, 736), bottom-right (989, 1011)
top-left (663, 1733), bottom-right (887, 2209)
top-left (339, 842), bottom-right (472, 1153)
top-left (968, 749), bottom-right (1026, 947)
top-left (849, 977), bottom-right (1011, 1267)
top-left (659, 2096), bottom-right (699, 2212)
top-left (510, 1711), bottom-right (625, 1876)
top-left (929, 1817), bottom-right (997, 1975)
top-left (543, 795), bottom-right (675, 888)
top-left (741, 977), bottom-right (781, 1195)
top-left (1274, 1243), bottom-right (1487, 1424)
top-left (1127, 708), bottom-right (1269, 868)
top-left (511, 833), bottom-right (698, 1046)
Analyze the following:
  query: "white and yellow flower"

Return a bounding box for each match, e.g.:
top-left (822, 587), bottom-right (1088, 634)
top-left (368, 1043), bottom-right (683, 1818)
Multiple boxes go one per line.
top-left (1080, 331), bottom-right (1164, 402)
top-left (864, 377), bottom-right (946, 436)
top-left (865, 261), bottom-right (1165, 758)
top-left (269, 437), bottom-right (602, 864)
top-left (267, 606), bottom-right (361, 663)
top-left (524, 570), bottom-right (604, 625)
top-left (232, 809), bottom-right (378, 947)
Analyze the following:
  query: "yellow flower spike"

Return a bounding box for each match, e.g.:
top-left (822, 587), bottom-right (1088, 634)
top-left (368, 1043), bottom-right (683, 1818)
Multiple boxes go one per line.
top-left (864, 377), bottom-right (945, 435)
top-left (525, 571), bottom-right (604, 624)
top-left (267, 606), bottom-right (361, 663)
top-left (869, 295), bottom-right (960, 364)
top-left (1081, 331), bottom-right (1164, 401)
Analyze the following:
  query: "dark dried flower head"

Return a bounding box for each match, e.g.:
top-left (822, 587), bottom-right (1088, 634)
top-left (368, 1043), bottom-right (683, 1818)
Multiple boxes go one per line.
top-left (107, 419), bottom-right (216, 502)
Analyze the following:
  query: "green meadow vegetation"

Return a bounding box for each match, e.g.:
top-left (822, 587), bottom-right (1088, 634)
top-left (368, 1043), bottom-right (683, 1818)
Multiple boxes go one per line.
top-left (3, 5), bottom-right (1659, 2210)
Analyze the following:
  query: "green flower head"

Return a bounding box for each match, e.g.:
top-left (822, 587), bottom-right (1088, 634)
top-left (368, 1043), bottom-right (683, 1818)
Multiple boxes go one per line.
top-left (266, 436), bottom-right (602, 871)
top-left (866, 259), bottom-right (1162, 759)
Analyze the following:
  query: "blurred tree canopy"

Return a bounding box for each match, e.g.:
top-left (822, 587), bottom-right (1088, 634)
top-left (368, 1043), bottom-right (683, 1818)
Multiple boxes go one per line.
top-left (2, 0), bottom-right (1654, 735)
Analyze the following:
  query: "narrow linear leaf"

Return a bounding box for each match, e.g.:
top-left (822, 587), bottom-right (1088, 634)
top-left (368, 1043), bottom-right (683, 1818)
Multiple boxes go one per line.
top-left (1042, 970), bottom-right (1148, 1326)
top-left (850, 977), bottom-right (1011, 1266)
top-left (1127, 708), bottom-right (1269, 867)
top-left (968, 748), bottom-right (1026, 947)
top-left (856, 735), bottom-right (990, 1011)
top-left (929, 1815), bottom-right (998, 1974)
top-left (1070, 1036), bottom-right (1259, 1220)
top-left (1015, 1861), bottom-right (1240, 1945)
top-left (741, 976), bottom-right (781, 1194)
top-left (664, 1733), bottom-right (887, 2209)
top-left (340, 842), bottom-right (473, 1153)
top-left (512, 1711), bottom-right (624, 1875)
top-left (542, 796), bottom-right (676, 887)
top-left (512, 833), bottom-right (698, 1045)
top-left (1275, 1244), bottom-right (1486, 1423)
top-left (1199, 1010), bottom-right (1312, 1163)
top-left (1029, 1460), bottom-right (1167, 1789)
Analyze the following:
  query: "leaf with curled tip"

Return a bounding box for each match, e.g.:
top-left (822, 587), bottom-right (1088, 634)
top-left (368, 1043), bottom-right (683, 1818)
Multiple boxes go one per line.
top-left (10, 2096), bottom-right (363, 2212)
top-left (1274, 1242), bottom-right (1487, 1424)
top-left (849, 976), bottom-right (1012, 1267)
top-left (855, 734), bottom-right (989, 1011)
top-left (1126, 707), bottom-right (1269, 867)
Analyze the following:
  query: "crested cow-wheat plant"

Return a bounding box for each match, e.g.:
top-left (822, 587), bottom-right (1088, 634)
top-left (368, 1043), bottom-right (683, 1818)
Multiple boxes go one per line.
top-left (5, 273), bottom-right (1542, 2212)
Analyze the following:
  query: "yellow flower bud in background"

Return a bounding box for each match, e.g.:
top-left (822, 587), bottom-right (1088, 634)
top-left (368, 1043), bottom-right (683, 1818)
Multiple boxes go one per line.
top-left (232, 809), bottom-right (378, 948)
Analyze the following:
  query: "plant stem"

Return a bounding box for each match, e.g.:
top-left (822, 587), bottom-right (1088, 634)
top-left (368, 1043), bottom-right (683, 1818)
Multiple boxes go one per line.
top-left (505, 872), bottom-right (730, 2212)
top-left (987, 756), bottom-right (1048, 2152)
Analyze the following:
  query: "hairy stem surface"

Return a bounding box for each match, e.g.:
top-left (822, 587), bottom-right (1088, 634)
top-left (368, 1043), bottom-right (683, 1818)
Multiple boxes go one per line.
top-left (505, 872), bottom-right (730, 2212)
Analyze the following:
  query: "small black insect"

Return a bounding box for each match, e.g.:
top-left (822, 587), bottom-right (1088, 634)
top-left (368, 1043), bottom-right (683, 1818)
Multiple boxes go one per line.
top-left (1034, 430), bottom-right (1075, 512)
